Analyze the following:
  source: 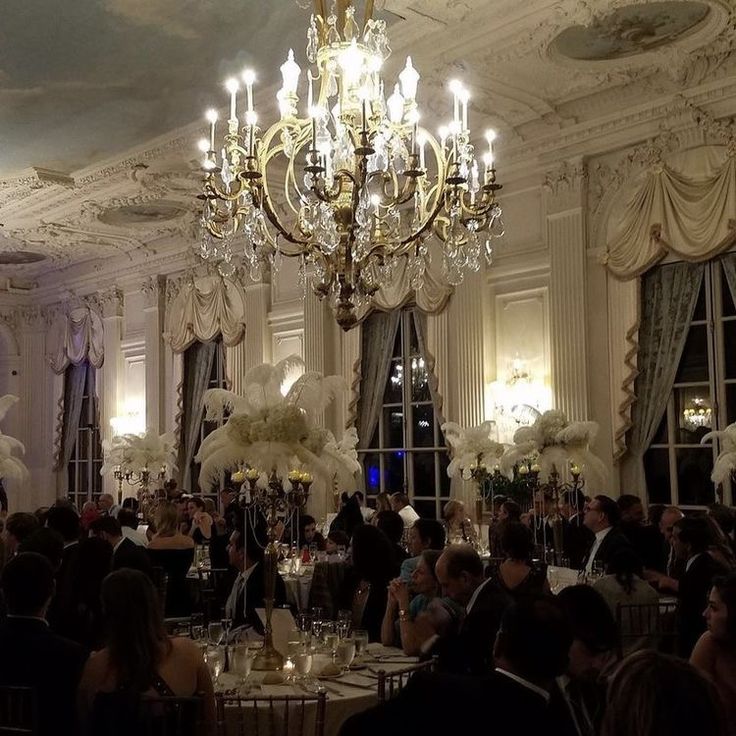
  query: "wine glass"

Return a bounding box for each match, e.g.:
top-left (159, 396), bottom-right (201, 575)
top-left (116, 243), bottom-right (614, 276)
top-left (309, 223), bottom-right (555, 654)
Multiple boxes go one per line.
top-left (231, 644), bottom-right (256, 693)
top-left (311, 608), bottom-right (324, 640)
top-left (324, 631), bottom-right (339, 659)
top-left (296, 613), bottom-right (311, 634)
top-left (335, 637), bottom-right (356, 673)
top-left (221, 617), bottom-right (233, 644)
top-left (592, 560), bottom-right (604, 580)
top-left (352, 630), bottom-right (369, 664)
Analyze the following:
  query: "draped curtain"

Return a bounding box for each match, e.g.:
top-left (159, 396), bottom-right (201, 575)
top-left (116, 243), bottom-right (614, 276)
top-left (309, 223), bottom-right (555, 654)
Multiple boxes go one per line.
top-left (57, 363), bottom-right (89, 470)
top-left (49, 306), bottom-right (104, 374)
top-left (411, 310), bottom-right (446, 428)
top-left (178, 341), bottom-right (218, 491)
top-left (605, 153), bottom-right (736, 279)
top-left (722, 252), bottom-right (736, 302)
top-left (355, 311), bottom-right (401, 450)
top-left (167, 277), bottom-right (246, 352)
top-left (621, 262), bottom-right (704, 493)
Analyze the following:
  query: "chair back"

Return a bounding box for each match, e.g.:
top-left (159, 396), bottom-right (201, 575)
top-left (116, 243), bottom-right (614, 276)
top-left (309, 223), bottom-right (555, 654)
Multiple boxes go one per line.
top-left (150, 566), bottom-right (169, 614)
top-left (139, 695), bottom-right (203, 736)
top-left (376, 658), bottom-right (436, 702)
top-left (0, 686), bottom-right (37, 736)
top-left (215, 692), bottom-right (326, 736)
top-left (198, 568), bottom-right (231, 624)
top-left (616, 600), bottom-right (678, 657)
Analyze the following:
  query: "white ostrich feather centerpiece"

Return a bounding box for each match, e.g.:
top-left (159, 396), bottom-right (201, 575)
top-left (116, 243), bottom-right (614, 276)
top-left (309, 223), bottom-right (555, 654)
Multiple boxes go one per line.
top-left (101, 429), bottom-right (177, 476)
top-left (441, 420), bottom-right (505, 480)
top-left (500, 409), bottom-right (608, 488)
top-left (0, 395), bottom-right (29, 484)
top-left (701, 422), bottom-right (736, 486)
top-left (195, 355), bottom-right (361, 489)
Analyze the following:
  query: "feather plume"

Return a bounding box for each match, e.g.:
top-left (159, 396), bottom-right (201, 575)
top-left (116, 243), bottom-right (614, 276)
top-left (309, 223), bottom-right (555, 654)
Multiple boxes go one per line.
top-left (0, 395), bottom-right (19, 424)
top-left (101, 429), bottom-right (177, 477)
top-left (286, 374), bottom-right (346, 418)
top-left (203, 389), bottom-right (251, 422)
top-left (701, 422), bottom-right (736, 484)
top-left (0, 395), bottom-right (28, 484)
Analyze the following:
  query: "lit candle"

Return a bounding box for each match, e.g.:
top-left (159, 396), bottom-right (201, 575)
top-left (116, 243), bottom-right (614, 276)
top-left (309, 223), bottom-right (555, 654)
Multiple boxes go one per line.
top-left (438, 125), bottom-right (448, 151)
top-left (518, 465), bottom-right (529, 476)
top-left (449, 80), bottom-right (462, 126)
top-left (242, 69), bottom-right (256, 113)
top-left (206, 109), bottom-right (218, 151)
top-left (231, 469), bottom-right (245, 483)
top-left (307, 71), bottom-right (313, 113)
top-left (530, 463), bottom-right (541, 473)
top-left (485, 129), bottom-right (496, 168)
top-left (245, 467), bottom-right (260, 481)
top-left (460, 89), bottom-right (469, 131)
top-left (412, 119), bottom-right (418, 155)
top-left (418, 134), bottom-right (426, 169)
top-left (225, 78), bottom-right (239, 121)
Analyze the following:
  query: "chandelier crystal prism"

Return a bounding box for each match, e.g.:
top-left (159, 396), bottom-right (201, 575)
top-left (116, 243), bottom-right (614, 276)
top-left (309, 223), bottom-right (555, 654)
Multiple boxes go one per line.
top-left (196, 0), bottom-right (504, 330)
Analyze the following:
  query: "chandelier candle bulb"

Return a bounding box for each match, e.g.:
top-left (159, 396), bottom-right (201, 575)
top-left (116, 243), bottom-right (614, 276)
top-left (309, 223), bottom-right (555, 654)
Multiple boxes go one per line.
top-left (460, 89), bottom-right (469, 131)
top-left (243, 69), bottom-right (256, 112)
top-left (399, 56), bottom-right (420, 102)
top-left (205, 109), bottom-right (218, 151)
top-left (280, 49), bottom-right (301, 96)
top-left (449, 80), bottom-right (462, 125)
top-left (226, 78), bottom-right (239, 121)
top-left (418, 134), bottom-right (426, 169)
top-left (307, 71), bottom-right (314, 112)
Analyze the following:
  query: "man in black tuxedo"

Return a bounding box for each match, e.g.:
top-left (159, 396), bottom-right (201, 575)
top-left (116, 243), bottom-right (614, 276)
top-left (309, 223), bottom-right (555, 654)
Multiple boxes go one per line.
top-left (340, 597), bottom-right (573, 736)
top-left (560, 489), bottom-right (594, 570)
top-left (618, 494), bottom-right (664, 572)
top-left (90, 516), bottom-right (154, 578)
top-left (0, 553), bottom-right (88, 736)
top-left (428, 545), bottom-right (511, 675)
top-left (581, 495), bottom-right (636, 575)
top-left (224, 527), bottom-right (287, 635)
top-left (45, 505), bottom-right (81, 638)
top-left (673, 516), bottom-right (727, 656)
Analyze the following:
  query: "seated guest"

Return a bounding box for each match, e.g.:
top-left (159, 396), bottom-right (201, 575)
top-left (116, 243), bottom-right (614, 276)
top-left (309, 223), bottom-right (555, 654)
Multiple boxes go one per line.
top-left (118, 509), bottom-right (148, 547)
top-left (645, 505), bottom-right (686, 590)
top-left (80, 501), bottom-right (101, 532)
top-left (488, 500), bottom-right (521, 557)
top-left (78, 569), bottom-right (215, 735)
top-left (225, 525), bottom-right (287, 635)
top-left (691, 573), bottom-right (736, 734)
top-left (487, 521), bottom-right (549, 600)
top-left (381, 549), bottom-right (463, 654)
top-left (0, 553), bottom-right (87, 736)
top-left (674, 516), bottom-right (728, 657)
top-left (338, 524), bottom-right (398, 642)
top-left (582, 494), bottom-right (635, 575)
top-left (705, 515), bottom-right (736, 570)
top-left (370, 492), bottom-right (392, 522)
top-left (554, 584), bottom-right (619, 736)
top-left (330, 493), bottom-right (365, 540)
top-left (325, 529), bottom-right (350, 555)
top-left (400, 518), bottom-right (446, 581)
top-left (97, 492), bottom-right (120, 518)
top-left (443, 499), bottom-right (476, 545)
top-left (602, 650), bottom-right (726, 736)
top-left (559, 489), bottom-right (593, 569)
top-left (390, 492), bottom-right (419, 531)
top-left (18, 527), bottom-right (64, 570)
top-left (618, 494), bottom-right (670, 572)
top-left (219, 487), bottom-right (241, 534)
top-left (341, 597), bottom-right (573, 736)
top-left (297, 514), bottom-right (326, 551)
top-left (90, 516), bottom-right (154, 578)
top-left (430, 545), bottom-right (512, 675)
top-left (353, 491), bottom-right (374, 522)
top-left (498, 499), bottom-right (521, 523)
top-left (147, 503), bottom-right (195, 617)
top-left (374, 510), bottom-right (409, 564)
top-left (3, 511), bottom-right (39, 557)
top-left (593, 547), bottom-right (660, 655)
top-left (187, 497), bottom-right (213, 544)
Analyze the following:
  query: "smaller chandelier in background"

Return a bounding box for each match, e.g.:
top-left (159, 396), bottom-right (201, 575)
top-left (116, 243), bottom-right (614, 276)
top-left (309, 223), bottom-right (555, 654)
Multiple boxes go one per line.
top-left (195, 0), bottom-right (504, 330)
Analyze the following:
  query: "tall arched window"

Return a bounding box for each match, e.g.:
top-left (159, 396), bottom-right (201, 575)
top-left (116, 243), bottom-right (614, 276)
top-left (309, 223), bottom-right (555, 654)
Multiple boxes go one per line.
top-left (358, 310), bottom-right (449, 518)
top-left (64, 362), bottom-right (103, 507)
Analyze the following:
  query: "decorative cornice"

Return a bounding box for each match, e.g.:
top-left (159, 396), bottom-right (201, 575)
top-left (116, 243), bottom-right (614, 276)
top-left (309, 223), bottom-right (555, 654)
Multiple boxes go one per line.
top-left (543, 159), bottom-right (588, 214)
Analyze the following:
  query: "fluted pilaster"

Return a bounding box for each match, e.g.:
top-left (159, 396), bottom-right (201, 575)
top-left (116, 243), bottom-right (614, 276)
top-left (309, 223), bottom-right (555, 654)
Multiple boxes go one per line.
top-left (142, 276), bottom-right (166, 433)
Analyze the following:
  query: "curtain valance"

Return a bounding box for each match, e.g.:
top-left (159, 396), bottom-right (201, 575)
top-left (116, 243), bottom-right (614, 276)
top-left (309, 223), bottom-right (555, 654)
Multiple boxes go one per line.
top-left (167, 276), bottom-right (246, 353)
top-left (604, 148), bottom-right (736, 279)
top-left (48, 306), bottom-right (104, 374)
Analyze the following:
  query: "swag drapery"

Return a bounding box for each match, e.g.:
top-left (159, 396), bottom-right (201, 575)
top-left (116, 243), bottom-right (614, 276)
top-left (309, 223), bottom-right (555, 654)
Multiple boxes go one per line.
top-left (604, 146), bottom-right (736, 461)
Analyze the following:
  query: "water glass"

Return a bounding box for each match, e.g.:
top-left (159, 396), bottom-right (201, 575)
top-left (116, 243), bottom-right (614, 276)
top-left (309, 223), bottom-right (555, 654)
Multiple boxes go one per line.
top-left (337, 620), bottom-right (351, 640)
top-left (205, 645), bottom-right (225, 683)
top-left (353, 630), bottom-right (369, 662)
top-left (296, 613), bottom-right (312, 634)
top-left (208, 622), bottom-right (224, 645)
top-left (231, 644), bottom-right (256, 692)
top-left (311, 608), bottom-right (324, 640)
top-left (335, 638), bottom-right (356, 673)
top-left (324, 632), bottom-right (339, 657)
top-left (294, 648), bottom-right (313, 681)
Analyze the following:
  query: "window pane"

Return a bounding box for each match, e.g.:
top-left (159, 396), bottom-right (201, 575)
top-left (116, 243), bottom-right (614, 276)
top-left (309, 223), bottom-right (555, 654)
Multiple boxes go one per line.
top-left (438, 453), bottom-right (451, 495)
top-left (412, 452), bottom-right (436, 495)
top-left (651, 412), bottom-right (668, 445)
top-left (676, 447), bottom-right (714, 505)
top-left (674, 386), bottom-right (712, 444)
top-left (411, 405), bottom-right (435, 447)
top-left (362, 453), bottom-right (381, 494)
top-left (392, 325), bottom-right (402, 357)
top-left (368, 425), bottom-right (380, 450)
top-left (384, 359), bottom-right (403, 404)
top-left (644, 448), bottom-right (671, 504)
top-left (724, 321), bottom-right (736, 380)
top-left (410, 357), bottom-right (431, 402)
top-left (384, 451), bottom-right (405, 494)
top-left (675, 325), bottom-right (709, 383)
top-left (721, 268), bottom-right (736, 317)
top-left (692, 282), bottom-right (706, 321)
top-left (726, 383), bottom-right (736, 425)
top-left (383, 408), bottom-right (404, 448)
top-left (413, 499), bottom-right (435, 519)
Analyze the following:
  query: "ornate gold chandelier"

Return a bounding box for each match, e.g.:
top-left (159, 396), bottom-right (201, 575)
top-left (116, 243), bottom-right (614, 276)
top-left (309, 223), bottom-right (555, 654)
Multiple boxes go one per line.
top-left (196, 0), bottom-right (503, 330)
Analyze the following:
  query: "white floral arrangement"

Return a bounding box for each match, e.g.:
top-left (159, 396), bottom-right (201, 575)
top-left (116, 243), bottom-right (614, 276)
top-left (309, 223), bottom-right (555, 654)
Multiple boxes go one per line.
top-left (196, 356), bottom-right (361, 488)
top-left (701, 422), bottom-right (736, 486)
top-left (101, 428), bottom-right (177, 477)
top-left (500, 409), bottom-right (607, 487)
top-left (442, 420), bottom-right (506, 480)
top-left (0, 395), bottom-right (29, 484)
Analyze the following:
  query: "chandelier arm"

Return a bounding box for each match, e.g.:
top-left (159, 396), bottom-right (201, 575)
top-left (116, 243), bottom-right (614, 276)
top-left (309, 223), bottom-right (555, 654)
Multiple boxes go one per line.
top-left (260, 191), bottom-right (310, 247)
